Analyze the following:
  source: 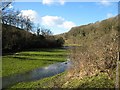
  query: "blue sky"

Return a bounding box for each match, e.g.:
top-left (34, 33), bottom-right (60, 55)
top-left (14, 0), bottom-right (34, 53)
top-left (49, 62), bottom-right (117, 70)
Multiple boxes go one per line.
top-left (10, 1), bottom-right (118, 35)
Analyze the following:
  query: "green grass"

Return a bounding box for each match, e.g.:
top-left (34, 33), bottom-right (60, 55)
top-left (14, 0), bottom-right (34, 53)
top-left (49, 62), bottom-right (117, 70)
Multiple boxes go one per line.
top-left (62, 73), bottom-right (115, 88)
top-left (81, 73), bottom-right (115, 88)
top-left (0, 56), bottom-right (2, 77)
top-left (2, 48), bottom-right (67, 77)
top-left (11, 72), bottom-right (115, 88)
top-left (11, 72), bottom-right (66, 88)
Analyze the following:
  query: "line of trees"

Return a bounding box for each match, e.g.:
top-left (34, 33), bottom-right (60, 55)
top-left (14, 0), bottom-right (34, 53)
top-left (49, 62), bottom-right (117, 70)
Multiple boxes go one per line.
top-left (2, 2), bottom-right (65, 53)
top-left (3, 24), bottom-right (65, 53)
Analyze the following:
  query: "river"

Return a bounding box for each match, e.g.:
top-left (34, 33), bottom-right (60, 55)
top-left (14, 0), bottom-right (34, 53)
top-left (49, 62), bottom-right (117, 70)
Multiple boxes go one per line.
top-left (2, 60), bottom-right (71, 88)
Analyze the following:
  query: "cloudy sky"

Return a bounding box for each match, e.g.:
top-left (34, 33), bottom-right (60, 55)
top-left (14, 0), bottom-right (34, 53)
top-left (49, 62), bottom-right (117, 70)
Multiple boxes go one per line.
top-left (10, 0), bottom-right (118, 34)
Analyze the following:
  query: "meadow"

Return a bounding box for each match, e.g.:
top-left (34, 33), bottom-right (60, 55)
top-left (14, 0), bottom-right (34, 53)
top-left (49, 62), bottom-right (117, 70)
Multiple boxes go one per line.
top-left (2, 48), bottom-right (67, 77)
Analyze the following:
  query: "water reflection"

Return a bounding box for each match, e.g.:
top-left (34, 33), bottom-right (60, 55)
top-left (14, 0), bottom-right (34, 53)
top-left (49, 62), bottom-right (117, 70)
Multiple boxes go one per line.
top-left (2, 60), bottom-right (71, 88)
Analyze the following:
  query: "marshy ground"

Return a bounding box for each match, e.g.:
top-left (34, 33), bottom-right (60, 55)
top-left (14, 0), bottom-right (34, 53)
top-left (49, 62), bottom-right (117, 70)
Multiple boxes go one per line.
top-left (2, 48), bottom-right (67, 77)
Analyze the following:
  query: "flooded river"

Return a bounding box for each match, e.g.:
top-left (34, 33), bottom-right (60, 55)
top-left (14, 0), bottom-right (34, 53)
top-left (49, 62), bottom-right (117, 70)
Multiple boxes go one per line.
top-left (2, 60), bottom-right (71, 88)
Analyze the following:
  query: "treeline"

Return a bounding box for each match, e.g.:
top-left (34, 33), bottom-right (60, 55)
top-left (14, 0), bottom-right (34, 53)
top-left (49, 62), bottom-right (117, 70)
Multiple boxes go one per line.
top-left (2, 3), bottom-right (64, 53)
top-left (2, 24), bottom-right (64, 53)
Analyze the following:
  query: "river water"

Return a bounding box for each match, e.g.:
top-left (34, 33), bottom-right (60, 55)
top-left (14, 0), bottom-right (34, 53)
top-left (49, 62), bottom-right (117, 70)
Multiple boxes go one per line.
top-left (2, 60), bottom-right (71, 88)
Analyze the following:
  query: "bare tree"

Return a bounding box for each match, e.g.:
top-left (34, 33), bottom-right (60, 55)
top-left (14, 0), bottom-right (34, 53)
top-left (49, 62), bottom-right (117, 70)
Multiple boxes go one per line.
top-left (41, 28), bottom-right (52, 37)
top-left (2, 9), bottom-right (16, 26)
top-left (15, 11), bottom-right (21, 27)
top-left (2, 10), bottom-right (8, 24)
top-left (1, 2), bottom-right (34, 32)
top-left (24, 16), bottom-right (33, 31)
top-left (36, 24), bottom-right (41, 36)
top-left (7, 10), bottom-right (14, 25)
top-left (1, 2), bottom-right (12, 11)
top-left (19, 15), bottom-right (25, 29)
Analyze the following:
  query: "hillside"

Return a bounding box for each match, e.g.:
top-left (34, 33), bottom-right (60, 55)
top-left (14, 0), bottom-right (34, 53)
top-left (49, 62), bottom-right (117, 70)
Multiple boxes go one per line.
top-left (53, 16), bottom-right (120, 88)
top-left (7, 16), bottom-right (120, 89)
top-left (2, 24), bottom-right (64, 53)
top-left (58, 16), bottom-right (119, 46)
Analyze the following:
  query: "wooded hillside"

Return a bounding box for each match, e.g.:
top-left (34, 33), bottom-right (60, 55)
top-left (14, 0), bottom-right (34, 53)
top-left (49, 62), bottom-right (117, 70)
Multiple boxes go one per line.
top-left (57, 16), bottom-right (119, 87)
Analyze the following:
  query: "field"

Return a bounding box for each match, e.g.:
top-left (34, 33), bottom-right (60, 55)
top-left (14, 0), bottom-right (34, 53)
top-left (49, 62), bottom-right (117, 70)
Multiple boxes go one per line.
top-left (2, 48), bottom-right (67, 77)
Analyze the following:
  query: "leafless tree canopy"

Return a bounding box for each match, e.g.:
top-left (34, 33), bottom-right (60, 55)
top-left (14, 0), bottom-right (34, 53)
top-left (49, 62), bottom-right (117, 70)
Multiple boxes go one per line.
top-left (1, 2), bottom-right (12, 11)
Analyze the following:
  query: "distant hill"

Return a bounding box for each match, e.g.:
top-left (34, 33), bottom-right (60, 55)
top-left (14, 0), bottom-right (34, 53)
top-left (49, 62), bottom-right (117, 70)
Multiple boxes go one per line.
top-left (57, 16), bottom-right (119, 46)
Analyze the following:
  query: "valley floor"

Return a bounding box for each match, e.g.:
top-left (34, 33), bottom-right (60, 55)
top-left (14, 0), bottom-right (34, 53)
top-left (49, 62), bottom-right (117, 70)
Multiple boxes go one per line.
top-left (2, 48), bottom-right (67, 77)
top-left (2, 48), bottom-right (119, 89)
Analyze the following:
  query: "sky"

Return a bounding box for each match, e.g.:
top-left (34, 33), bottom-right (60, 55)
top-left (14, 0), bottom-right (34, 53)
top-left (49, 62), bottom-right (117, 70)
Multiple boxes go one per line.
top-left (9, 0), bottom-right (118, 35)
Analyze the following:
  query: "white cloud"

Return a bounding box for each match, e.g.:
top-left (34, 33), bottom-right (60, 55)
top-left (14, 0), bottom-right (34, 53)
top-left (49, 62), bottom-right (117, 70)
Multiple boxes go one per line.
top-left (20, 10), bottom-right (40, 23)
top-left (19, 10), bottom-right (75, 34)
top-left (106, 13), bottom-right (114, 18)
top-left (42, 0), bottom-right (53, 5)
top-left (42, 16), bottom-right (64, 26)
top-left (41, 15), bottom-right (76, 30)
top-left (99, 0), bottom-right (111, 6)
top-left (59, 0), bottom-right (65, 5)
top-left (42, 0), bottom-right (65, 5)
top-left (20, 10), bottom-right (76, 30)
top-left (62, 21), bottom-right (76, 29)
top-left (8, 4), bottom-right (13, 9)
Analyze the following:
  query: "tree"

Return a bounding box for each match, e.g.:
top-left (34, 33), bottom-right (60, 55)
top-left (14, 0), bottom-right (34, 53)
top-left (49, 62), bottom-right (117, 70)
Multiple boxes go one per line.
top-left (1, 2), bottom-right (12, 11)
top-left (7, 9), bottom-right (14, 25)
top-left (56, 37), bottom-right (65, 47)
top-left (41, 28), bottom-right (52, 37)
top-left (37, 28), bottom-right (40, 36)
top-left (2, 7), bottom-right (33, 32)
top-left (15, 11), bottom-right (21, 27)
top-left (24, 16), bottom-right (33, 31)
top-left (36, 24), bottom-right (41, 36)
top-left (13, 10), bottom-right (20, 27)
top-left (2, 10), bottom-right (8, 24)
top-left (2, 9), bottom-right (20, 26)
top-left (19, 15), bottom-right (25, 29)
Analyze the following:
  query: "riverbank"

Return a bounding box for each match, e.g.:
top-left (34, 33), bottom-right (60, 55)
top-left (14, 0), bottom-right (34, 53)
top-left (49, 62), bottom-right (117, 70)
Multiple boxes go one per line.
top-left (2, 48), bottom-right (67, 77)
top-left (11, 71), bottom-right (116, 88)
top-left (2, 46), bottom-right (119, 88)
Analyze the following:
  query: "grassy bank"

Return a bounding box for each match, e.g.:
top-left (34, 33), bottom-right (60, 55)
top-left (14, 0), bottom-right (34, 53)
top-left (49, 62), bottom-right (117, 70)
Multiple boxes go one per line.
top-left (11, 72), bottom-right (115, 88)
top-left (2, 48), bottom-right (67, 77)
top-left (10, 51), bottom-right (119, 89)
top-left (11, 72), bottom-right (66, 88)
